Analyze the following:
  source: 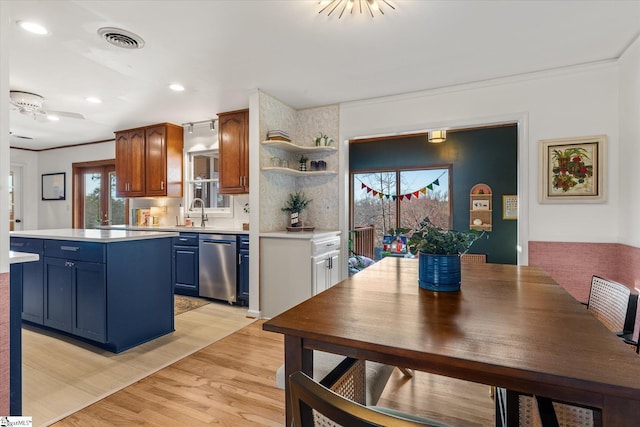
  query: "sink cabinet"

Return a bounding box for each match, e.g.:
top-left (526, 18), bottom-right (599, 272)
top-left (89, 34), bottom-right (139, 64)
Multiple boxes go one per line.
top-left (218, 109), bottom-right (249, 194)
top-left (115, 123), bottom-right (184, 198)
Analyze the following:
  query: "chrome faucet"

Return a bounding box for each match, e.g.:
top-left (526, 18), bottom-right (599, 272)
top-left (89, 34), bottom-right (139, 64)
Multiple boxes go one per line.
top-left (190, 198), bottom-right (208, 228)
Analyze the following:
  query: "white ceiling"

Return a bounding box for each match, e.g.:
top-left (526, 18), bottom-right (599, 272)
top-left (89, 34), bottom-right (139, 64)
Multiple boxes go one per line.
top-left (7, 0), bottom-right (640, 150)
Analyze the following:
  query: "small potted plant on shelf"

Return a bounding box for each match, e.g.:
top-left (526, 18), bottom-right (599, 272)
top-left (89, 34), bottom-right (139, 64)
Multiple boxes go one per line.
top-left (408, 217), bottom-right (487, 292)
top-left (281, 191), bottom-right (312, 228)
top-left (299, 154), bottom-right (309, 171)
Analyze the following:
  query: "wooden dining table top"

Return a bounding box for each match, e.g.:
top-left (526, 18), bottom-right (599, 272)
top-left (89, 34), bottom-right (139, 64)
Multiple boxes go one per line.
top-left (264, 257), bottom-right (640, 425)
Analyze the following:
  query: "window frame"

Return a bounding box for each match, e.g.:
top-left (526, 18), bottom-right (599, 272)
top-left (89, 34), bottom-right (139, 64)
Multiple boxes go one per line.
top-left (184, 149), bottom-right (233, 218)
top-left (349, 164), bottom-right (453, 234)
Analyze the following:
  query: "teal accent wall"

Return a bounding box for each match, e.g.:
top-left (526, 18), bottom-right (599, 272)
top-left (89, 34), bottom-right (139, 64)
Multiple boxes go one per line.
top-left (350, 125), bottom-right (518, 264)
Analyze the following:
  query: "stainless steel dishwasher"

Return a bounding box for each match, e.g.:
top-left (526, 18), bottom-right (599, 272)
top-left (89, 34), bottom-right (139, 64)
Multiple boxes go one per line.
top-left (199, 234), bottom-right (237, 303)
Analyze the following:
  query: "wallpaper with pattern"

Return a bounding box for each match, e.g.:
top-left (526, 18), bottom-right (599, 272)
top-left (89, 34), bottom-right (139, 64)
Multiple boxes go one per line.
top-left (258, 91), bottom-right (340, 231)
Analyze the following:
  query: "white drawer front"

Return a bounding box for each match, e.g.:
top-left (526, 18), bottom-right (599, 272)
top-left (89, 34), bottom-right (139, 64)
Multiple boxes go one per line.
top-left (312, 237), bottom-right (340, 256)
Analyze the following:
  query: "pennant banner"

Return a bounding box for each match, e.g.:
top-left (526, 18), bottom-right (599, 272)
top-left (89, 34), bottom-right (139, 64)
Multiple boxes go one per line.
top-left (356, 172), bottom-right (445, 201)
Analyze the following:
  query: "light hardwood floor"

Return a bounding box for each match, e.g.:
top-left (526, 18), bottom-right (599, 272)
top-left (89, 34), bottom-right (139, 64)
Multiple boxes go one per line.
top-left (23, 302), bottom-right (254, 426)
top-left (49, 320), bottom-right (496, 427)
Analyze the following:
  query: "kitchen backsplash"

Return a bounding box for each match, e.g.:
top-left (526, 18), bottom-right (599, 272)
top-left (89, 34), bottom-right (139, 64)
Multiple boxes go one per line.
top-left (128, 195), bottom-right (249, 229)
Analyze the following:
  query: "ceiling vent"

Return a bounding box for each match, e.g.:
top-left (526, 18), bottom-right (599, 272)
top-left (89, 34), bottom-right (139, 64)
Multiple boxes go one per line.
top-left (97, 27), bottom-right (145, 49)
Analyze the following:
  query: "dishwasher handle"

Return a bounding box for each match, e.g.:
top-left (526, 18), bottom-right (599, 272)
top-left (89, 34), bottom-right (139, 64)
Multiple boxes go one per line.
top-left (201, 239), bottom-right (234, 245)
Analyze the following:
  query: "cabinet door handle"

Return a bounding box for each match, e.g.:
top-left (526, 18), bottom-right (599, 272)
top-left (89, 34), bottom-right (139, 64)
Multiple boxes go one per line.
top-left (65, 261), bottom-right (75, 267)
top-left (61, 246), bottom-right (80, 252)
top-left (161, 180), bottom-right (164, 190)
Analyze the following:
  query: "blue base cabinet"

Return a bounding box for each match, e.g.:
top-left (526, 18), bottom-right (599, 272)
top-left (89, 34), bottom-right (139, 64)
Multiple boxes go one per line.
top-left (238, 234), bottom-right (249, 306)
top-left (172, 234), bottom-right (199, 296)
top-left (10, 238), bottom-right (44, 324)
top-left (13, 236), bottom-right (174, 353)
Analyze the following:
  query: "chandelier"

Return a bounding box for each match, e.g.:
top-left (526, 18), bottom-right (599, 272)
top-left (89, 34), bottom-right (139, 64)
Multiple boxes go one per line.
top-left (318, 0), bottom-right (395, 19)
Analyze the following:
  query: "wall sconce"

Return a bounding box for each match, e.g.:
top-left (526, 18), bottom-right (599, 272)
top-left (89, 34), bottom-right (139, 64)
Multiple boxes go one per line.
top-left (188, 123), bottom-right (193, 134)
top-left (428, 130), bottom-right (446, 143)
top-left (210, 120), bottom-right (216, 131)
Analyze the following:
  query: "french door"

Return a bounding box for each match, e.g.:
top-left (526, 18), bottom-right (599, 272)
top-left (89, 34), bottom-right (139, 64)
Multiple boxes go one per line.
top-left (73, 160), bottom-right (126, 228)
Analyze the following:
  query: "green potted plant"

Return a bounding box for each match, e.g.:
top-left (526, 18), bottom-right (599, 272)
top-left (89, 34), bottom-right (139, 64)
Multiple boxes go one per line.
top-left (408, 217), bottom-right (487, 291)
top-left (281, 191), bottom-right (312, 227)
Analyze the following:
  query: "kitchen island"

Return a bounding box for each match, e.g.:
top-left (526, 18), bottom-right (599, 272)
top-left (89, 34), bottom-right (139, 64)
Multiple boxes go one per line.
top-left (10, 229), bottom-right (178, 353)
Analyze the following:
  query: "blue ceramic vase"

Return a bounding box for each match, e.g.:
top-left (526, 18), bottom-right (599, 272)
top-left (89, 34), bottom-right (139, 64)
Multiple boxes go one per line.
top-left (418, 252), bottom-right (461, 292)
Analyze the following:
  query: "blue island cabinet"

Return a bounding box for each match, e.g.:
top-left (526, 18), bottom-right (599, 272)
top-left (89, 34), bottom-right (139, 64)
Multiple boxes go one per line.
top-left (17, 235), bottom-right (175, 353)
top-left (44, 257), bottom-right (106, 341)
top-left (9, 237), bottom-right (44, 324)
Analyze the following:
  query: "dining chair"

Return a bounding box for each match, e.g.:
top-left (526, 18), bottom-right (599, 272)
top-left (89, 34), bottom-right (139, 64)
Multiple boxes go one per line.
top-left (495, 388), bottom-right (602, 427)
top-left (289, 370), bottom-right (452, 427)
top-left (586, 275), bottom-right (638, 348)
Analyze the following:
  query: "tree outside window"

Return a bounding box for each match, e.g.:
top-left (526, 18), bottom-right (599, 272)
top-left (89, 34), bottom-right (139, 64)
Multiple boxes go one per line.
top-left (351, 167), bottom-right (451, 258)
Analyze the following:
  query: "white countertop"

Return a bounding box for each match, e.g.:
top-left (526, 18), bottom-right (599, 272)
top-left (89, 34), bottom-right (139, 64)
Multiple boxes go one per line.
top-left (260, 230), bottom-right (341, 240)
top-left (9, 251), bottom-right (40, 264)
top-left (11, 228), bottom-right (179, 242)
top-left (101, 225), bottom-right (246, 234)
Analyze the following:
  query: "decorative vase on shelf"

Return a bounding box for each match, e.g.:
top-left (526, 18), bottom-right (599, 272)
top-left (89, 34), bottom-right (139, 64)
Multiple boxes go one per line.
top-left (290, 211), bottom-right (300, 227)
top-left (299, 155), bottom-right (308, 171)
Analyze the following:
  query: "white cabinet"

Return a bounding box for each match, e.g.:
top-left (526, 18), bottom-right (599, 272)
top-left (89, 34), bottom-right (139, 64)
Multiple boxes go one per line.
top-left (260, 231), bottom-right (341, 318)
top-left (312, 250), bottom-right (340, 294)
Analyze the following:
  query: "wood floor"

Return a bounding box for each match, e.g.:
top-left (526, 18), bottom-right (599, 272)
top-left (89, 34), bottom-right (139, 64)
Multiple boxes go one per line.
top-left (50, 320), bottom-right (496, 427)
top-left (23, 302), bottom-right (254, 426)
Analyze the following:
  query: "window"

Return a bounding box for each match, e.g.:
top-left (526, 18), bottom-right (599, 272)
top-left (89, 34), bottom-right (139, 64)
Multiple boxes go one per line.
top-left (185, 150), bottom-right (232, 216)
top-left (351, 166), bottom-right (451, 257)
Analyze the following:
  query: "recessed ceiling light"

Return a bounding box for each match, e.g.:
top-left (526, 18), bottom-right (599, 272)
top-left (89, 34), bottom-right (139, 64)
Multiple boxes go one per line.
top-left (17, 20), bottom-right (49, 35)
top-left (47, 115), bottom-right (60, 121)
top-left (86, 96), bottom-right (102, 104)
top-left (169, 84), bottom-right (185, 92)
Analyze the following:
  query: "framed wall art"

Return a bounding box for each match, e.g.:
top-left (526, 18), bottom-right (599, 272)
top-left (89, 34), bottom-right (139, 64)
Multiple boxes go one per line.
top-left (42, 172), bottom-right (66, 200)
top-left (502, 195), bottom-right (517, 220)
top-left (539, 135), bottom-right (606, 203)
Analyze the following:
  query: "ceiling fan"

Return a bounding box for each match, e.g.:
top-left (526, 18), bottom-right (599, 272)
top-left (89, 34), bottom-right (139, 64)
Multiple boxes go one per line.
top-left (9, 90), bottom-right (85, 121)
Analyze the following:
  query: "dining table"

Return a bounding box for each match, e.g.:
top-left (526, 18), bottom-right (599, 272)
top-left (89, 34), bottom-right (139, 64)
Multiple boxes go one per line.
top-left (263, 257), bottom-right (640, 426)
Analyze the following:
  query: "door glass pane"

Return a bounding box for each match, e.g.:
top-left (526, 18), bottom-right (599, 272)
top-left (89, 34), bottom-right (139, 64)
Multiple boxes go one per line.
top-left (84, 173), bottom-right (101, 228)
top-left (353, 172), bottom-right (397, 252)
top-left (352, 168), bottom-right (451, 259)
top-left (109, 171), bottom-right (126, 225)
top-left (399, 169), bottom-right (450, 231)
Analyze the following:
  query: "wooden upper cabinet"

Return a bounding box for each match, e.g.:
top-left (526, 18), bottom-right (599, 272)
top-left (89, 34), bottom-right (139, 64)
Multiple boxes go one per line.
top-left (115, 129), bottom-right (145, 197)
top-left (218, 109), bottom-right (249, 194)
top-left (115, 123), bottom-right (183, 198)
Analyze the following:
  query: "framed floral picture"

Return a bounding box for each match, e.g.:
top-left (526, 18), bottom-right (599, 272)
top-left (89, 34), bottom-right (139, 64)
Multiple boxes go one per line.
top-left (539, 135), bottom-right (606, 203)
